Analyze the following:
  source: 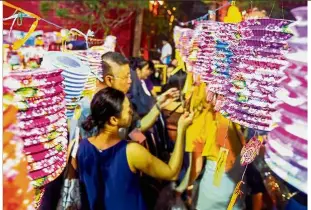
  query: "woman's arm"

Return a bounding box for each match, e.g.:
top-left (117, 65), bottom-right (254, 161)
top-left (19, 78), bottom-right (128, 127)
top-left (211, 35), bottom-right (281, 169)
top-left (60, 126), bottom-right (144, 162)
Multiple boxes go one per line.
top-left (140, 88), bottom-right (180, 132)
top-left (140, 104), bottom-right (161, 132)
top-left (127, 112), bottom-right (193, 180)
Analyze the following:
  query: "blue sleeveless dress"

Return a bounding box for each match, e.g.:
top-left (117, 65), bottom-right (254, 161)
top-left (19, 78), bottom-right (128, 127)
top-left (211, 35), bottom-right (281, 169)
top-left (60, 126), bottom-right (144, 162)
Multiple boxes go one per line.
top-left (77, 139), bottom-right (146, 210)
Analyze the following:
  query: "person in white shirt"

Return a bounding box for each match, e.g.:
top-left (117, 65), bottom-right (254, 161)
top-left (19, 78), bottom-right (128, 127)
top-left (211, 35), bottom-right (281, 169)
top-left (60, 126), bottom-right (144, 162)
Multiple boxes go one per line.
top-left (160, 37), bottom-right (173, 65)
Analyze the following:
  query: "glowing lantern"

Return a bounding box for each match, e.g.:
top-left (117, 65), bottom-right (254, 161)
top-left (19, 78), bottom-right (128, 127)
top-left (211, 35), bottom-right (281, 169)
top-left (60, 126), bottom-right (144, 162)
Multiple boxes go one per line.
top-left (224, 1), bottom-right (242, 23)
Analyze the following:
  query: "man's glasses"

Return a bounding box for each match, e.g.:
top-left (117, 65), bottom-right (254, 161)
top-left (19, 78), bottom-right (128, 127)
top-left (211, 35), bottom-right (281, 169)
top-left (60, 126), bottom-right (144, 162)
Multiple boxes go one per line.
top-left (97, 74), bottom-right (131, 83)
top-left (113, 75), bottom-right (131, 81)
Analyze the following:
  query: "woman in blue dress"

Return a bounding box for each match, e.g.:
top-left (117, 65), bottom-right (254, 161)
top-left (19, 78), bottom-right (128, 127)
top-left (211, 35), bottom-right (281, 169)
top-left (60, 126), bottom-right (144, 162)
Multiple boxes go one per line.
top-left (77, 87), bottom-right (193, 210)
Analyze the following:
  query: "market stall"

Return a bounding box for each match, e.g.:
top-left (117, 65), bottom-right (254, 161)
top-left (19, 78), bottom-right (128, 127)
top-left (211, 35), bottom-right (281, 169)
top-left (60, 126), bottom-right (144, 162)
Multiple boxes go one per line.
top-left (172, 2), bottom-right (307, 209)
top-left (2, 0), bottom-right (308, 209)
top-left (2, 1), bottom-right (118, 208)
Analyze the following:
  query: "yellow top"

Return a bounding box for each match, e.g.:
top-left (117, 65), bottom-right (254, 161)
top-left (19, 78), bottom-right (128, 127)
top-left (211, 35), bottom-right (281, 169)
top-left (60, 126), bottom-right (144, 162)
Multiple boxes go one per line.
top-left (203, 112), bottom-right (245, 171)
top-left (185, 81), bottom-right (211, 152)
top-left (182, 72), bottom-right (194, 96)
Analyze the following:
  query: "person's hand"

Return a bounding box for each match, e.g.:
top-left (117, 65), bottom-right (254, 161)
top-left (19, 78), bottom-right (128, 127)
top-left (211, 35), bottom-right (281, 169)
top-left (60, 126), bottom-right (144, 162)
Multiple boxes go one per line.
top-left (157, 88), bottom-right (180, 109)
top-left (178, 111), bottom-right (194, 129)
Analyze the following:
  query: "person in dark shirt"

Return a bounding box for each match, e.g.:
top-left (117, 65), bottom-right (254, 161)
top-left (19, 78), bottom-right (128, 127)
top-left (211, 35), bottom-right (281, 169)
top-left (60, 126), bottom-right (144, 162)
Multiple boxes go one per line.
top-left (129, 57), bottom-right (155, 117)
top-left (77, 88), bottom-right (194, 209)
top-left (70, 52), bottom-right (180, 141)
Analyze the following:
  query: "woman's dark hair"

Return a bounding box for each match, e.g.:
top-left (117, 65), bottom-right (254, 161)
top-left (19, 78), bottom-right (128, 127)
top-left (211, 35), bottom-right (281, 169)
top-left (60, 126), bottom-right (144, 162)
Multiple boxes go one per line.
top-left (167, 64), bottom-right (175, 68)
top-left (129, 57), bottom-right (148, 71)
top-left (148, 60), bottom-right (155, 72)
top-left (82, 87), bottom-right (126, 133)
top-left (162, 70), bottom-right (187, 94)
top-left (159, 34), bottom-right (169, 42)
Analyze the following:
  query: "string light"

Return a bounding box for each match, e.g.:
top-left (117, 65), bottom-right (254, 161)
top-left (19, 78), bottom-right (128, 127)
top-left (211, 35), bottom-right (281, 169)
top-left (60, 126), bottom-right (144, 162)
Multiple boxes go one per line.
top-left (149, 0), bottom-right (177, 26)
top-left (170, 15), bottom-right (174, 22)
top-left (149, 1), bottom-right (156, 5)
top-left (149, 0), bottom-right (163, 6)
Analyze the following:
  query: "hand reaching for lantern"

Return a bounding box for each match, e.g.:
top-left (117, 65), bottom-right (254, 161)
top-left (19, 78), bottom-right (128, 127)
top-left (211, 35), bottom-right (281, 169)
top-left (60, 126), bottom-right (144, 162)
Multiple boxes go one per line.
top-left (157, 88), bottom-right (180, 109)
top-left (178, 111), bottom-right (194, 129)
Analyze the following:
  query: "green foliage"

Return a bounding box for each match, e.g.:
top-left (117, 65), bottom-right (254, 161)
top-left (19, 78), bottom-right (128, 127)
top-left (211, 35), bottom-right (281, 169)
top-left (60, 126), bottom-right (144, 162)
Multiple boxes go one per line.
top-left (39, 2), bottom-right (50, 15)
top-left (56, 8), bottom-right (69, 18)
top-left (39, 2), bottom-right (54, 17)
top-left (102, 0), bottom-right (148, 10)
top-left (144, 13), bottom-right (170, 36)
top-left (143, 1), bottom-right (185, 39)
top-left (84, 0), bottom-right (100, 10)
top-left (39, 0), bottom-right (148, 34)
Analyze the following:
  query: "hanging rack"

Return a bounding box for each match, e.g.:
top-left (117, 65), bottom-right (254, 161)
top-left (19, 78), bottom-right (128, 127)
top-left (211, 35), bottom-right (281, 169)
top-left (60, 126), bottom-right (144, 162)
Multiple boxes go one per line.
top-left (69, 28), bottom-right (94, 50)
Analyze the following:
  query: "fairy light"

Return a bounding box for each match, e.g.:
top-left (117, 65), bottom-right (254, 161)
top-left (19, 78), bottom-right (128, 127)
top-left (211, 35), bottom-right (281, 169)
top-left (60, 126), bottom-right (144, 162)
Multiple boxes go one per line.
top-left (170, 15), bottom-right (174, 22)
top-left (149, 0), bottom-right (178, 26)
top-left (149, 2), bottom-right (153, 11)
top-left (150, 0), bottom-right (163, 5)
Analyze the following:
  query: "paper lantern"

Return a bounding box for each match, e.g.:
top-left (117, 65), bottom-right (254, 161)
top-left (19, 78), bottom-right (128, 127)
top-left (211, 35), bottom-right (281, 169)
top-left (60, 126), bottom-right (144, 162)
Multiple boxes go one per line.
top-left (69, 50), bottom-right (103, 99)
top-left (41, 52), bottom-right (91, 119)
top-left (224, 1), bottom-right (242, 23)
top-left (220, 18), bottom-right (293, 131)
top-left (265, 6), bottom-right (307, 194)
top-left (3, 68), bottom-right (69, 208)
top-left (4, 69), bottom-right (68, 189)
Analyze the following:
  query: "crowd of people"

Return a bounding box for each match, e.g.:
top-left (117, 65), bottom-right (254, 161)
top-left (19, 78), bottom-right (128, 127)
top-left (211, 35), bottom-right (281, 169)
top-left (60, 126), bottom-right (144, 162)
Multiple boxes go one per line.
top-left (38, 41), bottom-right (306, 210)
top-left (66, 50), bottom-right (193, 209)
top-left (58, 49), bottom-right (255, 210)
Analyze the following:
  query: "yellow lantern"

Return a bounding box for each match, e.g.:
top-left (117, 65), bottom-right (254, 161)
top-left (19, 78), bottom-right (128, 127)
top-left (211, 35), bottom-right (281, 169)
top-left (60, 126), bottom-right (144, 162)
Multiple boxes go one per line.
top-left (34, 36), bottom-right (44, 46)
top-left (224, 1), bottom-right (242, 23)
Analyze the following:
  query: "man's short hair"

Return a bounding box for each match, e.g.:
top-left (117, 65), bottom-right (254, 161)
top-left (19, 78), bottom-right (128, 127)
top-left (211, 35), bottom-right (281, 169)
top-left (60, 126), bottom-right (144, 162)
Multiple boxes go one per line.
top-left (160, 34), bottom-right (169, 42)
top-left (101, 52), bottom-right (129, 77)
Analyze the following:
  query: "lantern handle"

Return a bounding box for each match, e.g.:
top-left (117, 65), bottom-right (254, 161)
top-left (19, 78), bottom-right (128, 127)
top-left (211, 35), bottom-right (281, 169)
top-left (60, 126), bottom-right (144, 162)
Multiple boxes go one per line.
top-left (69, 28), bottom-right (89, 49)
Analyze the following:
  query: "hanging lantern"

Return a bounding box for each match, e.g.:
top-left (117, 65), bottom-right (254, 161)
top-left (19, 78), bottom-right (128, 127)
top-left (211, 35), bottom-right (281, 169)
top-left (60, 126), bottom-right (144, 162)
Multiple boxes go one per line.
top-left (224, 1), bottom-right (242, 23)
